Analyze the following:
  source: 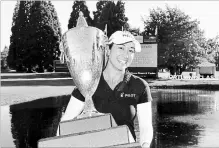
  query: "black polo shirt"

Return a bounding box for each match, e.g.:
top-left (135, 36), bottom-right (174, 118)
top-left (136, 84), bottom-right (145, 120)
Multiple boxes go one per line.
top-left (72, 70), bottom-right (152, 140)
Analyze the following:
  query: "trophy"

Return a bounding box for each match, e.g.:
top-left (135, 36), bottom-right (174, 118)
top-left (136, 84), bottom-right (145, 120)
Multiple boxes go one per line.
top-left (59, 12), bottom-right (108, 118)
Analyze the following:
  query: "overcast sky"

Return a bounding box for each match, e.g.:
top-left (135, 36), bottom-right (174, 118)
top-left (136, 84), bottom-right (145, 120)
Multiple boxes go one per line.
top-left (1, 1), bottom-right (219, 51)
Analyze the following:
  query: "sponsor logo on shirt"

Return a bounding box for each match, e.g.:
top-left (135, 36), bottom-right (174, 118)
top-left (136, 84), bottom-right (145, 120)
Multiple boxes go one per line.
top-left (120, 92), bottom-right (136, 98)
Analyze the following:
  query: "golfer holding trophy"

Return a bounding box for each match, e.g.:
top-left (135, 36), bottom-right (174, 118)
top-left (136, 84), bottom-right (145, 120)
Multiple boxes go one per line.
top-left (58, 12), bottom-right (153, 148)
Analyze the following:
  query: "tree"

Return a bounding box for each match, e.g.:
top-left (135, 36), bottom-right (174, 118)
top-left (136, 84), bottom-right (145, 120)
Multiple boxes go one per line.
top-left (115, 0), bottom-right (129, 31)
top-left (7, 1), bottom-right (61, 72)
top-left (1, 46), bottom-right (9, 69)
top-left (98, 0), bottom-right (128, 37)
top-left (23, 1), bottom-right (62, 73)
top-left (202, 36), bottom-right (219, 63)
top-left (127, 27), bottom-right (143, 36)
top-left (143, 5), bottom-right (206, 74)
top-left (7, 1), bottom-right (32, 71)
top-left (68, 1), bottom-right (93, 29)
top-left (7, 2), bottom-right (19, 69)
top-left (93, 0), bottom-right (108, 27)
top-left (44, 1), bottom-right (62, 71)
top-left (213, 36), bottom-right (219, 70)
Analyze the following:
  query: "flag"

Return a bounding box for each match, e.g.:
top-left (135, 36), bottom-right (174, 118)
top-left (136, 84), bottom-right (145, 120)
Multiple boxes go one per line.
top-left (155, 26), bottom-right (158, 36)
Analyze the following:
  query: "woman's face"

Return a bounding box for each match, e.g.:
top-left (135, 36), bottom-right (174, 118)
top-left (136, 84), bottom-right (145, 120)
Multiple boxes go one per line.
top-left (108, 41), bottom-right (135, 71)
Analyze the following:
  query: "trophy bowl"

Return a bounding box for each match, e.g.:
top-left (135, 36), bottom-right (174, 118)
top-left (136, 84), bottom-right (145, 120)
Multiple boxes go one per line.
top-left (60, 12), bottom-right (108, 118)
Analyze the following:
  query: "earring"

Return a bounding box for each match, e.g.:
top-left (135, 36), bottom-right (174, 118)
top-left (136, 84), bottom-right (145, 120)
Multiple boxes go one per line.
top-left (107, 50), bottom-right (110, 57)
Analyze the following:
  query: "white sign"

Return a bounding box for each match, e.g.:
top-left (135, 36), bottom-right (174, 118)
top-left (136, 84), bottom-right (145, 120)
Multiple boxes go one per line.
top-left (130, 44), bottom-right (157, 67)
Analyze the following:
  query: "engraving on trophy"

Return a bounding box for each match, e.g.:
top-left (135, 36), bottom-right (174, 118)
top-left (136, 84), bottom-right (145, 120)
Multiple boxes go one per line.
top-left (60, 12), bottom-right (108, 118)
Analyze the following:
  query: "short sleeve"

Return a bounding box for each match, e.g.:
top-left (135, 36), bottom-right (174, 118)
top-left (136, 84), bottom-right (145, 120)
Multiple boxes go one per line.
top-left (71, 87), bottom-right (85, 102)
top-left (138, 82), bottom-right (152, 104)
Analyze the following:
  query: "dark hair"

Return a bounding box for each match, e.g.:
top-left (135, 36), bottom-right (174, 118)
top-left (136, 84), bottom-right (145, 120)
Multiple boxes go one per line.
top-left (109, 43), bottom-right (114, 50)
top-left (103, 43), bottom-right (113, 71)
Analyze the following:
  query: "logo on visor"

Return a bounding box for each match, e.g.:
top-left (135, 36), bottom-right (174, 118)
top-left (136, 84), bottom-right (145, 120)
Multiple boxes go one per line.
top-left (120, 92), bottom-right (136, 98)
top-left (122, 33), bottom-right (134, 39)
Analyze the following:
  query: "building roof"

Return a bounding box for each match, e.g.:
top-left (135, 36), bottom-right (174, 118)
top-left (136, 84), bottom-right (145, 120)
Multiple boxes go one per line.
top-left (197, 62), bottom-right (216, 67)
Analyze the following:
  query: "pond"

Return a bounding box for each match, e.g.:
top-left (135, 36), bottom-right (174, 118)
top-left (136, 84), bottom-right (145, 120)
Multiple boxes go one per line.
top-left (1, 89), bottom-right (219, 148)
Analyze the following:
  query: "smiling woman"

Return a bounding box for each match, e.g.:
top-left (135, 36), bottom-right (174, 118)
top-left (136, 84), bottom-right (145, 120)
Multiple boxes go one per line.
top-left (107, 42), bottom-right (135, 72)
top-left (60, 31), bottom-right (153, 148)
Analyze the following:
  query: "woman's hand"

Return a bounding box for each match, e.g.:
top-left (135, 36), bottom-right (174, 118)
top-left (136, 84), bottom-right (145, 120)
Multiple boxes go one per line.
top-left (137, 102), bottom-right (153, 148)
top-left (56, 95), bottom-right (84, 136)
top-left (60, 95), bottom-right (84, 122)
top-left (141, 142), bottom-right (150, 148)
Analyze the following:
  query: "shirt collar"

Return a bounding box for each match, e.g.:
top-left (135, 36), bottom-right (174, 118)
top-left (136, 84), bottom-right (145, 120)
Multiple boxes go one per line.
top-left (100, 69), bottom-right (132, 91)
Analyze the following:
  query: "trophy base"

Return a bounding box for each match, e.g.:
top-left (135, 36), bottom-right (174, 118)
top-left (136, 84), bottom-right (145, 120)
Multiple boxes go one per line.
top-left (77, 110), bottom-right (104, 119)
top-left (38, 114), bottom-right (137, 147)
top-left (59, 113), bottom-right (117, 136)
top-left (38, 125), bottom-right (135, 148)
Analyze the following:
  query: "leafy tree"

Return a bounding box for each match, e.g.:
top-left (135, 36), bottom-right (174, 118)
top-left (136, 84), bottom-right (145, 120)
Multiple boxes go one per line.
top-left (23, 1), bottom-right (62, 73)
top-left (93, 0), bottom-right (108, 27)
top-left (214, 36), bottom-right (219, 70)
top-left (44, 1), bottom-right (62, 71)
top-left (115, 0), bottom-right (129, 31)
top-left (8, 1), bottom-right (61, 73)
top-left (68, 1), bottom-right (93, 29)
top-left (7, 2), bottom-right (19, 69)
top-left (143, 5), bottom-right (206, 74)
top-left (1, 46), bottom-right (9, 69)
top-left (98, 0), bottom-right (128, 37)
top-left (127, 27), bottom-right (143, 36)
top-left (7, 1), bottom-right (32, 71)
top-left (201, 36), bottom-right (219, 63)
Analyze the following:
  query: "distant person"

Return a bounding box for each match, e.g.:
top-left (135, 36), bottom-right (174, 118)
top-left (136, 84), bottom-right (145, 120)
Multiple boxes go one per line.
top-left (58, 31), bottom-right (153, 148)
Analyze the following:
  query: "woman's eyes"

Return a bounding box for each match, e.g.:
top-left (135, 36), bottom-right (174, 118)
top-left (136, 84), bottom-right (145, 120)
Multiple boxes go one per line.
top-left (129, 49), bottom-right (135, 53)
top-left (129, 47), bottom-right (135, 53)
top-left (119, 47), bottom-right (124, 50)
top-left (118, 46), bottom-right (135, 53)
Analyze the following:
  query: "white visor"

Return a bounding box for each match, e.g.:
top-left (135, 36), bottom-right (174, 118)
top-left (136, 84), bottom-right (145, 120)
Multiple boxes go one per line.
top-left (108, 31), bottom-right (141, 52)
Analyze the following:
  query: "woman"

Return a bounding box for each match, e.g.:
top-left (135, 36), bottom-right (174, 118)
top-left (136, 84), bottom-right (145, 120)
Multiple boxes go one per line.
top-left (59, 31), bottom-right (153, 148)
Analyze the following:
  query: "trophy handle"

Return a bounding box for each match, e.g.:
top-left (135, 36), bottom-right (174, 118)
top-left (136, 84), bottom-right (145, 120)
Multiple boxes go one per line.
top-left (102, 24), bottom-right (109, 71)
top-left (59, 41), bottom-right (65, 64)
top-left (104, 24), bottom-right (107, 36)
top-left (59, 40), bottom-right (70, 64)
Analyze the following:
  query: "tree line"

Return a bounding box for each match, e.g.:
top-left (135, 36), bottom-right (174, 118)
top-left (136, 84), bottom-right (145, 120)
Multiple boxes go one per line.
top-left (7, 1), bottom-right (62, 72)
top-left (3, 1), bottom-right (219, 74)
top-left (143, 5), bottom-right (219, 74)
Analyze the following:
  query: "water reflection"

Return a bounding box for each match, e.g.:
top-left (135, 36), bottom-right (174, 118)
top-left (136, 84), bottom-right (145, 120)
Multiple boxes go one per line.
top-left (150, 89), bottom-right (219, 148)
top-left (156, 89), bottom-right (218, 115)
top-left (1, 89), bottom-right (219, 148)
top-left (9, 95), bottom-right (70, 148)
top-left (152, 119), bottom-right (200, 148)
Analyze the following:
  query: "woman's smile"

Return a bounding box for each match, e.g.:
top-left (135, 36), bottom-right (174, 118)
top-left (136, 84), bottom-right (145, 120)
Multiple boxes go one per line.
top-left (117, 57), bottom-right (128, 65)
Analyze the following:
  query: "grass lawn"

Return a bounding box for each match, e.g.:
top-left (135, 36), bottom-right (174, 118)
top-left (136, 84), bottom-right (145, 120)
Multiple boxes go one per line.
top-left (1, 72), bottom-right (71, 79)
top-left (1, 72), bottom-right (219, 106)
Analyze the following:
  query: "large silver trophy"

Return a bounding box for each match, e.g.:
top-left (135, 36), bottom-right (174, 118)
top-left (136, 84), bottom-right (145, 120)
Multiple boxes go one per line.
top-left (60, 12), bottom-right (108, 118)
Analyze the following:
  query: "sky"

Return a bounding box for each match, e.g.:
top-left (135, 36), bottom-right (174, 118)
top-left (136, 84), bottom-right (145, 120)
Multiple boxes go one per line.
top-left (1, 1), bottom-right (219, 51)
